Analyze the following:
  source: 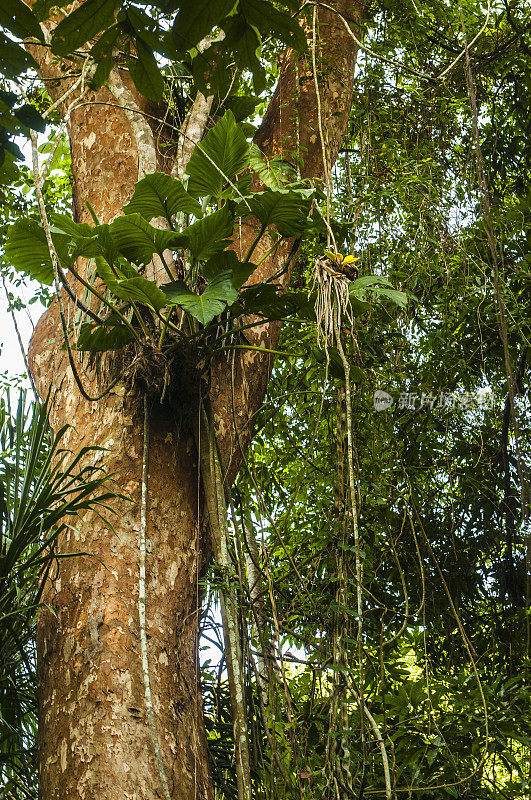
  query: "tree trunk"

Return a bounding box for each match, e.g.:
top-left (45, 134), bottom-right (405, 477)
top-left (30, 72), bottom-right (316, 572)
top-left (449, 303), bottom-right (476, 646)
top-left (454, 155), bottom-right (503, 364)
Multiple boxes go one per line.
top-left (27, 2), bottom-right (363, 797)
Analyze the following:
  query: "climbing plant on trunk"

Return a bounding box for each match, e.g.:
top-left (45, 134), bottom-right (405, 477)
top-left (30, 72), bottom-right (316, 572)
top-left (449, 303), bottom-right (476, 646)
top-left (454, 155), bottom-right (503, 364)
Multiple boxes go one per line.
top-left (2, 1), bottom-right (363, 798)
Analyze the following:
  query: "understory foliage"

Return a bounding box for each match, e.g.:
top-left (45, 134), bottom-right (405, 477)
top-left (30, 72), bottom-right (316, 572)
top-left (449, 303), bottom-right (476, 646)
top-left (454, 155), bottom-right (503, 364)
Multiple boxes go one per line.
top-left (1, 0), bottom-right (531, 798)
top-left (0, 393), bottom-right (115, 796)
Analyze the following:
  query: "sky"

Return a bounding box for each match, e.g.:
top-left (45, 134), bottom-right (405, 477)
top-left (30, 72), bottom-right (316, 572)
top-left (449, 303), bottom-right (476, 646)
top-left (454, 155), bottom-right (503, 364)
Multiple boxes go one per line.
top-left (0, 282), bottom-right (44, 390)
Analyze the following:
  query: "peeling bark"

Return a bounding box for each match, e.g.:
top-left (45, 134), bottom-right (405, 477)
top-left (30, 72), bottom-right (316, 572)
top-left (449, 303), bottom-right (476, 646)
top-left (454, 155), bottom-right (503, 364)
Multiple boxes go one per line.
top-left (24, 2), bottom-right (364, 798)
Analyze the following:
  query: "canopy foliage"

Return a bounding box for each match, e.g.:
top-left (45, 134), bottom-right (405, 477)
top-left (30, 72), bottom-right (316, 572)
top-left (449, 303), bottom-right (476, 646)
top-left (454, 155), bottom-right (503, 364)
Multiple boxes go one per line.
top-left (0, 0), bottom-right (530, 798)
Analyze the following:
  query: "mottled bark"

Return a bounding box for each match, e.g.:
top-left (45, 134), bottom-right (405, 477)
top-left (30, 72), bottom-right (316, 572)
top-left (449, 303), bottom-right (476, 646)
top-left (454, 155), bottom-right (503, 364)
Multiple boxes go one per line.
top-left (212, 0), bottom-right (363, 477)
top-left (32, 320), bottom-right (212, 799)
top-left (25, 2), bottom-right (363, 798)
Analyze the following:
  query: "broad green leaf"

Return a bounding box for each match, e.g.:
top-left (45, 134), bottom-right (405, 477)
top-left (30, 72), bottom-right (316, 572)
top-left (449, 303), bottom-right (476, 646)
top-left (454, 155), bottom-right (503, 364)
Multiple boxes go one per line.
top-left (374, 287), bottom-right (409, 308)
top-left (204, 272), bottom-right (238, 305)
top-left (220, 172), bottom-right (253, 200)
top-left (49, 214), bottom-right (95, 240)
top-left (94, 256), bottom-right (168, 311)
top-left (225, 95), bottom-right (260, 123)
top-left (172, 0), bottom-right (236, 53)
top-left (4, 218), bottom-right (72, 285)
top-left (0, 0), bottom-right (44, 42)
top-left (114, 276), bottom-right (168, 311)
top-left (0, 145), bottom-right (21, 182)
top-left (90, 26), bottom-right (120, 89)
top-left (249, 144), bottom-right (298, 189)
top-left (0, 90), bottom-right (17, 111)
top-left (13, 103), bottom-right (46, 133)
top-left (123, 173), bottom-right (201, 221)
top-left (3, 138), bottom-right (24, 161)
top-left (33, 0), bottom-right (60, 21)
top-left (186, 111), bottom-right (250, 198)
top-left (184, 204), bottom-right (234, 261)
top-left (240, 0), bottom-right (306, 51)
top-left (161, 272), bottom-right (237, 325)
top-left (202, 250), bottom-right (239, 281)
top-left (312, 347), bottom-right (357, 381)
top-left (161, 280), bottom-right (216, 323)
top-left (222, 17), bottom-right (265, 92)
top-left (109, 214), bottom-right (183, 265)
top-left (0, 34), bottom-right (36, 78)
top-left (76, 318), bottom-right (134, 352)
top-left (127, 39), bottom-right (164, 102)
top-left (50, 213), bottom-right (108, 262)
top-left (351, 275), bottom-right (392, 290)
top-left (348, 293), bottom-right (372, 315)
top-left (240, 283), bottom-right (281, 316)
top-left (241, 285), bottom-right (312, 320)
top-left (123, 7), bottom-right (177, 59)
top-left (49, 213), bottom-right (101, 260)
top-left (202, 249), bottom-right (255, 288)
top-left (192, 42), bottom-right (233, 98)
top-left (247, 190), bottom-right (311, 236)
top-left (51, 0), bottom-right (120, 57)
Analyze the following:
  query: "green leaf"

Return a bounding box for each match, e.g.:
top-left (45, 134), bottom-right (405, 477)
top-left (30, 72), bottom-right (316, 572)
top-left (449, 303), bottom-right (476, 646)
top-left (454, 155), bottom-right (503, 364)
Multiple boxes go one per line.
top-left (49, 213), bottom-right (95, 240)
top-left (3, 137), bottom-right (24, 161)
top-left (240, 0), bottom-right (306, 51)
top-left (123, 172), bottom-right (201, 222)
top-left (186, 111), bottom-right (250, 198)
top-left (51, 0), bottom-right (120, 57)
top-left (90, 26), bottom-right (120, 89)
top-left (109, 214), bottom-right (182, 265)
top-left (247, 189), bottom-right (311, 236)
top-left (123, 7), bottom-right (176, 59)
top-left (374, 287), bottom-right (409, 308)
top-left (312, 347), bottom-right (348, 381)
top-left (13, 105), bottom-right (46, 133)
top-left (192, 42), bottom-right (233, 98)
top-left (241, 285), bottom-right (313, 320)
top-left (0, 33), bottom-right (36, 78)
top-left (172, 0), bottom-right (236, 53)
top-left (351, 275), bottom-right (392, 290)
top-left (49, 214), bottom-right (101, 259)
top-left (114, 276), bottom-right (169, 311)
top-left (33, 0), bottom-right (60, 21)
top-left (223, 16), bottom-right (265, 91)
top-left (348, 293), bottom-right (372, 315)
top-left (4, 218), bottom-right (72, 285)
top-left (205, 272), bottom-right (238, 305)
top-left (94, 256), bottom-right (168, 311)
top-left (0, 0), bottom-right (44, 42)
top-left (76, 318), bottom-right (134, 352)
top-left (184, 204), bottom-right (234, 261)
top-left (202, 249), bottom-right (255, 288)
top-left (202, 249), bottom-right (240, 281)
top-left (225, 95), bottom-right (260, 123)
top-left (162, 272), bottom-right (237, 325)
top-left (127, 39), bottom-right (164, 102)
top-left (248, 144), bottom-right (298, 189)
top-left (240, 283), bottom-right (282, 316)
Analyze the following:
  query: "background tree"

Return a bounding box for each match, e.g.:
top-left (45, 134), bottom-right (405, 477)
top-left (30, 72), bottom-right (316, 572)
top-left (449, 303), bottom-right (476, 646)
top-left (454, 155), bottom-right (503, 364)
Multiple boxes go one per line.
top-left (0, 1), bottom-right (530, 799)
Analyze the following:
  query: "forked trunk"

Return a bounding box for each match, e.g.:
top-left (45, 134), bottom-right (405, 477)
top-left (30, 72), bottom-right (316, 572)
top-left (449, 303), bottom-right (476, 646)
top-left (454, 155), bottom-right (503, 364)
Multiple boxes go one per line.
top-left (26, 2), bottom-right (363, 796)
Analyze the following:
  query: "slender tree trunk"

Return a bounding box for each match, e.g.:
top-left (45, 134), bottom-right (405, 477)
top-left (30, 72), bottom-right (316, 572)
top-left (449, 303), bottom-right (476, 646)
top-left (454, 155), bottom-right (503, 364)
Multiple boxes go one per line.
top-left (26, 2), bottom-right (364, 797)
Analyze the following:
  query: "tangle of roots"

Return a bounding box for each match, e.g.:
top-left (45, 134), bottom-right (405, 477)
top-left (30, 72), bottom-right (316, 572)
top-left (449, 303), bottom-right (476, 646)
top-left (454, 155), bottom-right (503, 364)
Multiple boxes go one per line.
top-left (312, 255), bottom-right (354, 352)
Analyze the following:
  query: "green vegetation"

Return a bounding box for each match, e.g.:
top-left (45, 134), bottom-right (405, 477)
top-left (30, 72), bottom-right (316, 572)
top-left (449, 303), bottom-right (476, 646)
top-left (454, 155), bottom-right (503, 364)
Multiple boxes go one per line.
top-left (0, 0), bottom-right (530, 798)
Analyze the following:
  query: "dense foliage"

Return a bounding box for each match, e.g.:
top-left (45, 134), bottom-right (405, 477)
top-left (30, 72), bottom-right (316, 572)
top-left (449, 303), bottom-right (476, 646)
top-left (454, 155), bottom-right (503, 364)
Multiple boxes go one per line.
top-left (0, 393), bottom-right (116, 796)
top-left (0, 0), bottom-right (530, 798)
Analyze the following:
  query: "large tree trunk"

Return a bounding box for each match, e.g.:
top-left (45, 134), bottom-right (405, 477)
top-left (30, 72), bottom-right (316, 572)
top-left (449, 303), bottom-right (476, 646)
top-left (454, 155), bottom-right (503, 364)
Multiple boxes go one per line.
top-left (27, 3), bottom-right (363, 798)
